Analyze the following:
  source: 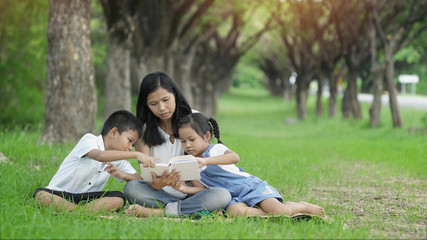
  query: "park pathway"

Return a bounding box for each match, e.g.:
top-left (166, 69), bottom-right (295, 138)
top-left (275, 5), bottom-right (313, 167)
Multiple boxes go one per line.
top-left (357, 93), bottom-right (427, 111)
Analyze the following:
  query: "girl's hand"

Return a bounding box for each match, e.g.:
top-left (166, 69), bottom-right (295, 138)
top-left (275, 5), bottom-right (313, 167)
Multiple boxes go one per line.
top-left (196, 157), bottom-right (207, 168)
top-left (171, 180), bottom-right (187, 193)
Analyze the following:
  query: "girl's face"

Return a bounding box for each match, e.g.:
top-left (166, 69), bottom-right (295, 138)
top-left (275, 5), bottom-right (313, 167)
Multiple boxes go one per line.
top-left (146, 87), bottom-right (176, 121)
top-left (178, 126), bottom-right (210, 158)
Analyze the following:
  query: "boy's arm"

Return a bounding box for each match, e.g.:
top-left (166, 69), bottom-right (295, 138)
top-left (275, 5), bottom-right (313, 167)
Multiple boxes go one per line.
top-left (104, 163), bottom-right (142, 181)
top-left (197, 150), bottom-right (239, 168)
top-left (85, 149), bottom-right (158, 167)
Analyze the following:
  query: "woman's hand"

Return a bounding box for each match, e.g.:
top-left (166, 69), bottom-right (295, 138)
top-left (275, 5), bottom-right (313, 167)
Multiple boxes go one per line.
top-left (149, 169), bottom-right (181, 189)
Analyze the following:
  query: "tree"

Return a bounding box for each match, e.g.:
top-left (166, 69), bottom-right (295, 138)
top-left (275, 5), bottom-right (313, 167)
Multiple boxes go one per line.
top-left (189, 1), bottom-right (272, 116)
top-left (100, 0), bottom-right (137, 118)
top-left (42, 0), bottom-right (97, 143)
top-left (368, 7), bottom-right (384, 127)
top-left (131, 0), bottom-right (215, 106)
top-left (372, 0), bottom-right (427, 128)
top-left (329, 0), bottom-right (371, 120)
top-left (313, 1), bottom-right (342, 118)
top-left (276, 0), bottom-right (319, 119)
top-left (251, 33), bottom-right (292, 101)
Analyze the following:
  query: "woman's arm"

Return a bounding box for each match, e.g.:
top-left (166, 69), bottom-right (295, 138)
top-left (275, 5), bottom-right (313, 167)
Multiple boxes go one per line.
top-left (197, 149), bottom-right (239, 168)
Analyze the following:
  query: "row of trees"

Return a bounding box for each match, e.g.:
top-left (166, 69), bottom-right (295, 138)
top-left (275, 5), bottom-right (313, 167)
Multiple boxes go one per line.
top-left (253, 0), bottom-right (427, 128)
top-left (43, 0), bottom-right (274, 142)
top-left (3, 0), bottom-right (425, 143)
top-left (99, 0), bottom-right (273, 118)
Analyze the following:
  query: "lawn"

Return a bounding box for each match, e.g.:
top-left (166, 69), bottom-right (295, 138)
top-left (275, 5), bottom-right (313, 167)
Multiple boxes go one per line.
top-left (1, 88), bottom-right (426, 239)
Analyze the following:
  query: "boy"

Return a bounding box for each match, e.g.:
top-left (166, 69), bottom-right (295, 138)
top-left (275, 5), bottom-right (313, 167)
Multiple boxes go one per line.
top-left (33, 110), bottom-right (158, 213)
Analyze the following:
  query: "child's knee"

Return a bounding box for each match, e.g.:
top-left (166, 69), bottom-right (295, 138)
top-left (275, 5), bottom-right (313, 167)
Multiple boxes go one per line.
top-left (123, 180), bottom-right (140, 194)
top-left (34, 191), bottom-right (51, 204)
top-left (108, 197), bottom-right (125, 209)
top-left (226, 204), bottom-right (246, 216)
top-left (34, 191), bottom-right (43, 199)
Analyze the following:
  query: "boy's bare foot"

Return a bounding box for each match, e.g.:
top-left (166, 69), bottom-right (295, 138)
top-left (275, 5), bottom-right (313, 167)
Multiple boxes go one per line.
top-left (299, 201), bottom-right (326, 218)
top-left (126, 204), bottom-right (165, 217)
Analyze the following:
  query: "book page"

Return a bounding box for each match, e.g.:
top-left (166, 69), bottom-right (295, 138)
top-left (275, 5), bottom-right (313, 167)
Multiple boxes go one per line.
top-left (168, 154), bottom-right (196, 163)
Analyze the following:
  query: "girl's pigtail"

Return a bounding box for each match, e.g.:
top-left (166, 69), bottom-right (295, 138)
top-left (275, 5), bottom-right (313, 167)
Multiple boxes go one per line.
top-left (208, 118), bottom-right (223, 144)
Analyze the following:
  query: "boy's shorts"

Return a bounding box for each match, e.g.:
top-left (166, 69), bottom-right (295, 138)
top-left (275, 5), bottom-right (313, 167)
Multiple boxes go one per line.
top-left (33, 188), bottom-right (126, 205)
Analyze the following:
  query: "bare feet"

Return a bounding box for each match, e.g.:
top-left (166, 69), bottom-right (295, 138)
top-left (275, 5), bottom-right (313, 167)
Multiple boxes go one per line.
top-left (298, 201), bottom-right (326, 218)
top-left (126, 204), bottom-right (165, 217)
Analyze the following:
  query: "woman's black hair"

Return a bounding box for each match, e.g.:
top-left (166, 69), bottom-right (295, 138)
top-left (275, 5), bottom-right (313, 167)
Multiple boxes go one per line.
top-left (136, 71), bottom-right (192, 147)
top-left (177, 113), bottom-right (223, 144)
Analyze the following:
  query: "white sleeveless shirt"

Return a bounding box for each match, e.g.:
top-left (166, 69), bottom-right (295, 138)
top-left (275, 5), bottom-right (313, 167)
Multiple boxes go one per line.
top-left (151, 127), bottom-right (187, 199)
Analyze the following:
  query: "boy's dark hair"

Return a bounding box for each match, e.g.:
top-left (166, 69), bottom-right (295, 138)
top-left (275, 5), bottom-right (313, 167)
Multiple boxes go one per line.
top-left (101, 110), bottom-right (143, 138)
top-left (136, 71), bottom-right (192, 147)
top-left (177, 113), bottom-right (223, 144)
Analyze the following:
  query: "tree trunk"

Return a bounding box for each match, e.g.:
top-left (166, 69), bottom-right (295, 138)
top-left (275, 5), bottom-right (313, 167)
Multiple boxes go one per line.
top-left (369, 65), bottom-right (383, 127)
top-left (342, 69), bottom-right (362, 119)
top-left (384, 45), bottom-right (403, 127)
top-left (101, 0), bottom-right (134, 118)
top-left (191, 65), bottom-right (216, 117)
top-left (268, 78), bottom-right (285, 96)
top-left (130, 55), bottom-right (143, 95)
top-left (42, 0), bottom-right (96, 144)
top-left (342, 84), bottom-right (351, 119)
top-left (170, 41), bottom-right (195, 106)
top-left (328, 70), bottom-right (337, 118)
top-left (283, 75), bottom-right (292, 101)
top-left (296, 75), bottom-right (309, 119)
top-left (316, 71), bottom-right (323, 117)
top-left (369, 20), bottom-right (383, 127)
top-left (104, 35), bottom-right (131, 118)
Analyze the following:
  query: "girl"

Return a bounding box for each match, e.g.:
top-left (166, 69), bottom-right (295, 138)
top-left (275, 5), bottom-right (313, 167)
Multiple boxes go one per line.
top-left (124, 72), bottom-right (231, 217)
top-left (174, 112), bottom-right (327, 218)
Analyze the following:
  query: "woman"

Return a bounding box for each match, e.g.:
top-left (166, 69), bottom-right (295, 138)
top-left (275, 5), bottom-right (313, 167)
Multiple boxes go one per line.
top-left (124, 71), bottom-right (231, 217)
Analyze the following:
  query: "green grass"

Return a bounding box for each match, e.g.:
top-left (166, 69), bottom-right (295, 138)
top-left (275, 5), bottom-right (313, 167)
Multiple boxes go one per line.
top-left (1, 88), bottom-right (426, 239)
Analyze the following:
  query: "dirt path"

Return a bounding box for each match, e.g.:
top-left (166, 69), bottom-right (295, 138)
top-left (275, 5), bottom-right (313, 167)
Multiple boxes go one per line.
top-left (311, 162), bottom-right (426, 239)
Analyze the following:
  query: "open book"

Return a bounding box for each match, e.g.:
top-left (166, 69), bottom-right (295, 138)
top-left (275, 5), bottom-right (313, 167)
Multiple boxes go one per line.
top-left (140, 155), bottom-right (201, 182)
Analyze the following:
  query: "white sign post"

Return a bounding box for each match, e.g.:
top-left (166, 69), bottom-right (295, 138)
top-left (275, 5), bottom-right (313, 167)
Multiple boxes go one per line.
top-left (398, 75), bottom-right (419, 95)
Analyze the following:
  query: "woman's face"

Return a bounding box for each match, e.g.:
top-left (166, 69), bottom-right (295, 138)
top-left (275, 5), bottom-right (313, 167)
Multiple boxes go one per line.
top-left (146, 87), bottom-right (176, 121)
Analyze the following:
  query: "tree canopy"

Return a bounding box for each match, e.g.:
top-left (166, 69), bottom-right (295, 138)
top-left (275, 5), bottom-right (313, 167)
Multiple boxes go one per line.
top-left (1, 0), bottom-right (427, 140)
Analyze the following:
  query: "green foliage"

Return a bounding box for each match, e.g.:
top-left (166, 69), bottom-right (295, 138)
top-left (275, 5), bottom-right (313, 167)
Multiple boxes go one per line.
top-left (391, 27), bottom-right (427, 95)
top-left (0, 0), bottom-right (49, 128)
top-left (394, 46), bottom-right (421, 64)
top-left (421, 114), bottom-right (427, 128)
top-left (0, 0), bottom-right (109, 128)
top-left (232, 61), bottom-right (266, 88)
